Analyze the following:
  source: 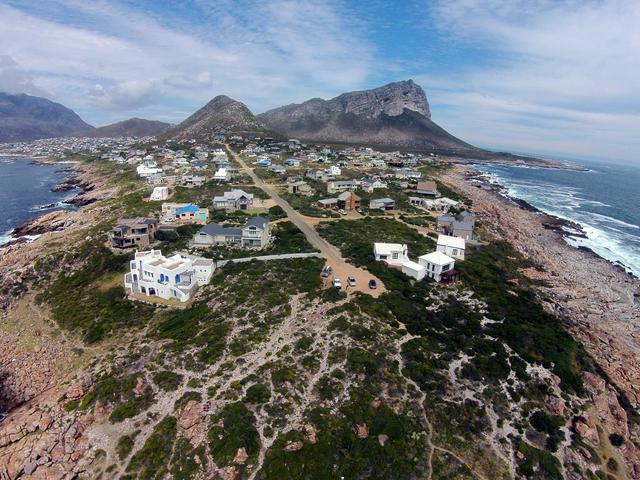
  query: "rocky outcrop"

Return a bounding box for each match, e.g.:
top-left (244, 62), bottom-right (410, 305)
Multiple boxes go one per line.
top-left (162, 95), bottom-right (269, 141)
top-left (0, 391), bottom-right (102, 479)
top-left (10, 211), bottom-right (75, 238)
top-left (258, 80), bottom-right (477, 153)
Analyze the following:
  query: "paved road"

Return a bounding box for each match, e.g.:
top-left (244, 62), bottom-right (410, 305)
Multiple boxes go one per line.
top-left (227, 146), bottom-right (386, 296)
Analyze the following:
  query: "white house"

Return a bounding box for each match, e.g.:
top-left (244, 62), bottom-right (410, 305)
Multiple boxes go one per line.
top-left (325, 165), bottom-right (342, 177)
top-left (402, 260), bottom-right (426, 280)
top-left (213, 167), bottom-right (232, 182)
top-left (418, 251), bottom-right (456, 282)
top-left (150, 186), bottom-right (170, 201)
top-left (137, 163), bottom-right (163, 177)
top-left (124, 250), bottom-right (214, 302)
top-left (212, 189), bottom-right (254, 211)
top-left (436, 234), bottom-right (465, 260)
top-left (373, 242), bottom-right (409, 267)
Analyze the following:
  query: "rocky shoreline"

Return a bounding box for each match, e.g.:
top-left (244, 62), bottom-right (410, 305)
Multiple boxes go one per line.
top-left (442, 166), bottom-right (640, 409)
top-left (1, 169), bottom-right (99, 248)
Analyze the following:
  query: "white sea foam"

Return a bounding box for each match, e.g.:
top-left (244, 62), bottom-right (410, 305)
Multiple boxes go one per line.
top-left (476, 165), bottom-right (640, 278)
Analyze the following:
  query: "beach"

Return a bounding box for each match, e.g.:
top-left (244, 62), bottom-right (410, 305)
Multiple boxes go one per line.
top-left (442, 166), bottom-right (640, 410)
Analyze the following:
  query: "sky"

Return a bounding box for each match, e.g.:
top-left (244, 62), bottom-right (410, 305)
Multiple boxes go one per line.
top-left (0, 0), bottom-right (638, 163)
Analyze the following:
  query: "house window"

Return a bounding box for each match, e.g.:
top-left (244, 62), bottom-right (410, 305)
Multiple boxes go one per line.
top-left (452, 249), bottom-right (458, 255)
top-left (392, 252), bottom-right (398, 260)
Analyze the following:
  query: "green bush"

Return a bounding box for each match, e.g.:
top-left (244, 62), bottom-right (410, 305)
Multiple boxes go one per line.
top-left (152, 370), bottom-right (183, 392)
top-left (208, 403), bottom-right (260, 466)
top-left (116, 432), bottom-right (139, 461)
top-left (245, 383), bottom-right (271, 404)
top-left (127, 416), bottom-right (177, 479)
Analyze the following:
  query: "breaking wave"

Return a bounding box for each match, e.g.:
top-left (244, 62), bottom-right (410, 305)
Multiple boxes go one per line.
top-left (477, 163), bottom-right (640, 278)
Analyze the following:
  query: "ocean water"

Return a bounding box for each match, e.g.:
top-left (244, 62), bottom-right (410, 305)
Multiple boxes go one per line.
top-left (0, 157), bottom-right (78, 245)
top-left (474, 159), bottom-right (640, 278)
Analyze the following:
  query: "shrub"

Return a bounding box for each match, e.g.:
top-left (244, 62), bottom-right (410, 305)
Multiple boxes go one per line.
top-left (152, 371), bottom-right (183, 392)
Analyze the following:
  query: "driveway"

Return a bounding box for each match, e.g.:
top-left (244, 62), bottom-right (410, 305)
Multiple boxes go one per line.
top-left (227, 147), bottom-right (386, 297)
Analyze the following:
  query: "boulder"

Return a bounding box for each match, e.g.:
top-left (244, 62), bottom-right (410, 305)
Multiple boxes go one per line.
top-left (284, 441), bottom-right (304, 452)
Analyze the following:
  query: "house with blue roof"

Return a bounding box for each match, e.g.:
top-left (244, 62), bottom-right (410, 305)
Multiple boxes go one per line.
top-left (162, 202), bottom-right (209, 225)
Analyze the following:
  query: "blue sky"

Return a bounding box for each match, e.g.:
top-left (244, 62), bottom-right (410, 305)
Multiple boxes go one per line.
top-left (0, 0), bottom-right (638, 163)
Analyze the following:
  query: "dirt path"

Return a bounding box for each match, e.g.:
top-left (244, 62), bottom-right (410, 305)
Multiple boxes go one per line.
top-left (227, 146), bottom-right (386, 297)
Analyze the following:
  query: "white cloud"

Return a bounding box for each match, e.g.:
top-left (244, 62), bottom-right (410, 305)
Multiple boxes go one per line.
top-left (88, 80), bottom-right (157, 109)
top-left (163, 72), bottom-right (213, 89)
top-left (0, 55), bottom-right (47, 96)
top-left (0, 0), bottom-right (374, 123)
top-left (421, 0), bottom-right (640, 162)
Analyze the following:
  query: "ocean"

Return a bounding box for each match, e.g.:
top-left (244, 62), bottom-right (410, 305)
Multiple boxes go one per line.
top-left (474, 158), bottom-right (640, 278)
top-left (0, 157), bottom-right (78, 245)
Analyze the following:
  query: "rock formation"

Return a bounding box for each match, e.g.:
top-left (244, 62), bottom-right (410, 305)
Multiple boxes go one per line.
top-left (162, 95), bottom-right (269, 141)
top-left (258, 80), bottom-right (477, 154)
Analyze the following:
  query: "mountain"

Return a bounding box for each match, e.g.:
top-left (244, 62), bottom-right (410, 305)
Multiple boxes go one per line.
top-left (86, 118), bottom-right (171, 138)
top-left (258, 80), bottom-right (477, 154)
top-left (162, 95), bottom-right (270, 141)
top-left (0, 92), bottom-right (94, 143)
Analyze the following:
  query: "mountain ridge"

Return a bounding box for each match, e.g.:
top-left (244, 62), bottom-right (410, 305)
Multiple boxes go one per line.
top-left (84, 117), bottom-right (171, 138)
top-left (0, 92), bottom-right (94, 143)
top-left (161, 95), bottom-right (272, 142)
top-left (257, 79), bottom-right (478, 153)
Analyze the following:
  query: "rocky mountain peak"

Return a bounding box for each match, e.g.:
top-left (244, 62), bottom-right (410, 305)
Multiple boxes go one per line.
top-left (162, 95), bottom-right (268, 141)
top-left (337, 79), bottom-right (430, 119)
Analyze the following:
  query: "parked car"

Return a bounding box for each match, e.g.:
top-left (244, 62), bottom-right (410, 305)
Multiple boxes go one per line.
top-left (368, 279), bottom-right (377, 289)
top-left (332, 277), bottom-right (342, 289)
top-left (338, 209), bottom-right (347, 215)
top-left (347, 276), bottom-right (356, 287)
top-left (321, 265), bottom-right (333, 277)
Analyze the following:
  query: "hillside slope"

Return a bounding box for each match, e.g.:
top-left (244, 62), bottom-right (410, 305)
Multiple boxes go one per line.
top-left (0, 92), bottom-right (94, 142)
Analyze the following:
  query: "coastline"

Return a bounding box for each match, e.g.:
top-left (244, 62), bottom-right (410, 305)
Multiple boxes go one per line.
top-left (465, 168), bottom-right (638, 280)
top-left (441, 165), bottom-right (640, 411)
top-left (0, 161), bottom-right (97, 247)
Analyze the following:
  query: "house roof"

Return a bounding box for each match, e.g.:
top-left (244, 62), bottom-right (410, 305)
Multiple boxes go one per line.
top-left (371, 197), bottom-right (394, 204)
top-left (245, 216), bottom-right (268, 228)
top-left (176, 204), bottom-right (199, 215)
top-left (338, 191), bottom-right (359, 200)
top-left (402, 260), bottom-right (424, 272)
top-left (453, 220), bottom-right (474, 231)
top-left (437, 234), bottom-right (465, 249)
top-left (374, 242), bottom-right (407, 256)
top-left (213, 189), bottom-right (254, 202)
top-left (416, 181), bottom-right (437, 191)
top-left (199, 223), bottom-right (242, 236)
top-left (437, 214), bottom-right (455, 222)
top-left (419, 251), bottom-right (455, 265)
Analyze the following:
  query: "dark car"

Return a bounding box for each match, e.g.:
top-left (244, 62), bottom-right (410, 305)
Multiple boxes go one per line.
top-left (368, 279), bottom-right (377, 289)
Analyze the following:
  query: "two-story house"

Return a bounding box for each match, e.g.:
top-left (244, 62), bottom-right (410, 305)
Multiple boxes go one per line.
top-left (436, 234), bottom-right (465, 260)
top-left (109, 218), bottom-right (158, 249)
top-left (124, 249), bottom-right (214, 302)
top-left (212, 189), bottom-right (254, 211)
top-left (373, 242), bottom-right (409, 267)
top-left (193, 217), bottom-right (270, 249)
